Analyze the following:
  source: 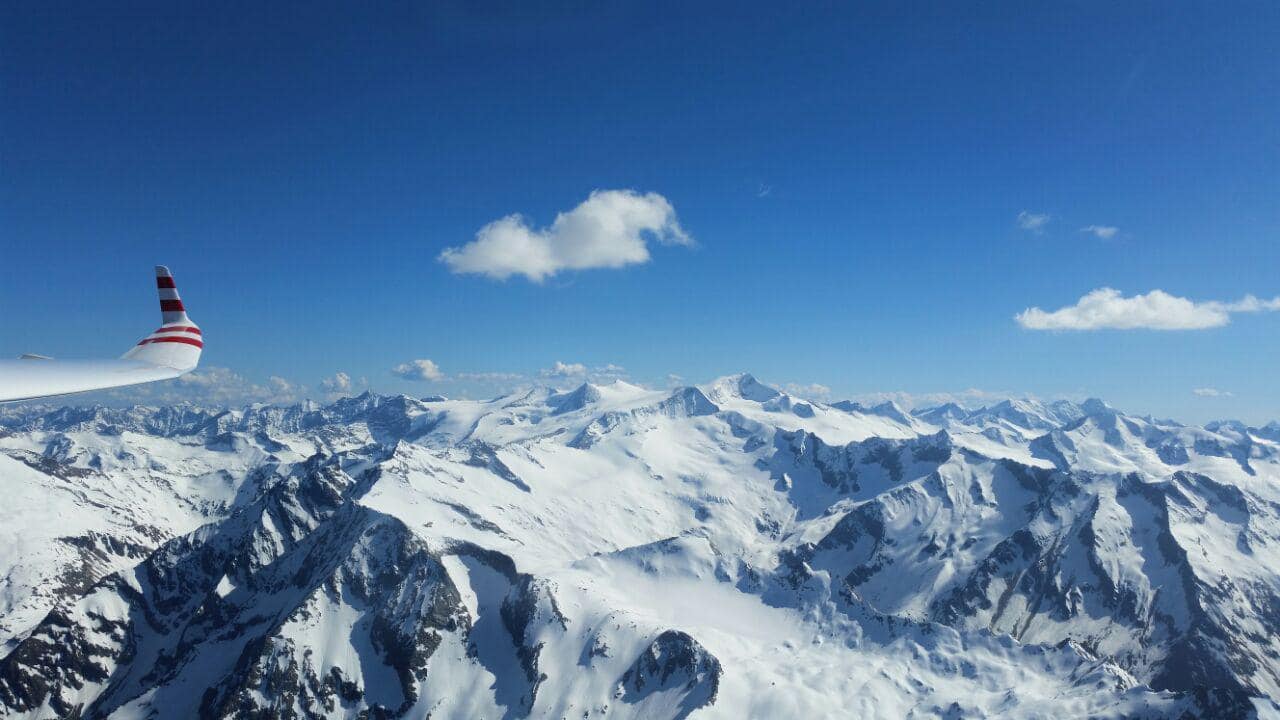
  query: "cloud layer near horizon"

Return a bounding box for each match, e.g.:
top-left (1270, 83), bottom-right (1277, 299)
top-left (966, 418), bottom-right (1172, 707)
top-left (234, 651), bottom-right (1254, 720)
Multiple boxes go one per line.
top-left (1017, 288), bottom-right (1280, 331)
top-left (439, 189), bottom-right (691, 282)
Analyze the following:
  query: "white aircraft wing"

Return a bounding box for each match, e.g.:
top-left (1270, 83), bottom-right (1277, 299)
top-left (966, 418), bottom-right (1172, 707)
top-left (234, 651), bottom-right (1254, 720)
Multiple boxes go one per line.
top-left (0, 266), bottom-right (203, 403)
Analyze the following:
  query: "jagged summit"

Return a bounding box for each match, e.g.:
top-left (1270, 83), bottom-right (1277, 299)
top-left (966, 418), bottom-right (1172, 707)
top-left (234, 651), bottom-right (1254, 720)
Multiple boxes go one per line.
top-left (2, 381), bottom-right (1279, 717)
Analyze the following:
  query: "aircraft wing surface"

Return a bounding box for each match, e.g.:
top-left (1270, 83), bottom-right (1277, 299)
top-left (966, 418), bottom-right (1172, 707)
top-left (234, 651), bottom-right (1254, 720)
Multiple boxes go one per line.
top-left (0, 266), bottom-right (203, 403)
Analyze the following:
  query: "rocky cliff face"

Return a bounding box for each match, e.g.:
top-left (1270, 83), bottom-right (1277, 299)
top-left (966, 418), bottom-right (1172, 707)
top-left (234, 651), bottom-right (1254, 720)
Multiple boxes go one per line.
top-left (1, 378), bottom-right (1278, 718)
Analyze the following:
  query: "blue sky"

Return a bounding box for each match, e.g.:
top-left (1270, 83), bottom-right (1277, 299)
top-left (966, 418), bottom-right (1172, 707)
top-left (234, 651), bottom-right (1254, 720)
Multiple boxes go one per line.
top-left (2, 2), bottom-right (1278, 423)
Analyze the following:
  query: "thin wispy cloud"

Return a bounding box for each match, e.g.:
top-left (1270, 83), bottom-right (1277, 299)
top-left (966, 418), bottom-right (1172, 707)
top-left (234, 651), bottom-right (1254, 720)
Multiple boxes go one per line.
top-left (390, 359), bottom-right (444, 382)
top-left (597, 363), bottom-right (627, 377)
top-left (1193, 388), bottom-right (1233, 398)
top-left (1017, 288), bottom-right (1280, 331)
top-left (852, 388), bottom-right (1025, 410)
top-left (1224, 296), bottom-right (1280, 312)
top-left (455, 371), bottom-right (525, 383)
top-left (537, 361), bottom-right (629, 385)
top-left (1017, 211), bottom-right (1050, 233)
top-left (1081, 225), bottom-right (1119, 239)
top-left (783, 382), bottom-right (831, 401)
top-left (439, 189), bottom-right (691, 282)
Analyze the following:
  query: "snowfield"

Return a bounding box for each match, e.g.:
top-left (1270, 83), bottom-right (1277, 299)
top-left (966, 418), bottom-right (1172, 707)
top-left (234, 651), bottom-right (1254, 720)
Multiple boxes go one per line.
top-left (1, 375), bottom-right (1279, 719)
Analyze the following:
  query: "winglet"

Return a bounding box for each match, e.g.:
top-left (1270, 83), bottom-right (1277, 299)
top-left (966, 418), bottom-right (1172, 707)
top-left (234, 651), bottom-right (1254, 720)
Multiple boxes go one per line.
top-left (156, 265), bottom-right (190, 324)
top-left (121, 266), bottom-right (203, 372)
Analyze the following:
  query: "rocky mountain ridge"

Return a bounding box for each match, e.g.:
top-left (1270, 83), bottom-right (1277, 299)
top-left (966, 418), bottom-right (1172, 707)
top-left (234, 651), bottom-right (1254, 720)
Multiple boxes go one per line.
top-left (1, 376), bottom-right (1278, 718)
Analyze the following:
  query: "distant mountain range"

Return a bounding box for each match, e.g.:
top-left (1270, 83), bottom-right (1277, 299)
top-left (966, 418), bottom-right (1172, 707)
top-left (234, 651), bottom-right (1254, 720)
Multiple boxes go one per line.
top-left (1, 375), bottom-right (1278, 718)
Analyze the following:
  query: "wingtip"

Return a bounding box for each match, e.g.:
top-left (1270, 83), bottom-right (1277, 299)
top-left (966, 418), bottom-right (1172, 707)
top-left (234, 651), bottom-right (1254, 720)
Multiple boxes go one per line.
top-left (155, 265), bottom-right (172, 277)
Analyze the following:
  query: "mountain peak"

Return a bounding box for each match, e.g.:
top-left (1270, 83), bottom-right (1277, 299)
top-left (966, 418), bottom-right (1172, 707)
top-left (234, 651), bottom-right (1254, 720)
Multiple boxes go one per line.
top-left (869, 400), bottom-right (914, 425)
top-left (830, 400), bottom-right (868, 414)
top-left (1080, 398), bottom-right (1114, 416)
top-left (1, 385), bottom-right (1278, 718)
top-left (709, 373), bottom-right (782, 403)
top-left (549, 383), bottom-right (603, 415)
top-left (911, 402), bottom-right (969, 425)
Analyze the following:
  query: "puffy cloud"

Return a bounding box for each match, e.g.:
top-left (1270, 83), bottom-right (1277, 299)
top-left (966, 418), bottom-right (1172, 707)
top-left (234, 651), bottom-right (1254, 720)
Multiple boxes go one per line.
top-left (321, 372), bottom-right (352, 393)
top-left (439, 190), bottom-right (691, 282)
top-left (1081, 225), bottom-right (1119, 239)
top-left (318, 372), bottom-right (370, 399)
top-left (391, 359), bottom-right (444, 382)
top-left (1016, 288), bottom-right (1280, 331)
top-left (1017, 211), bottom-right (1050, 233)
top-left (541, 361), bottom-right (588, 379)
top-left (168, 367), bottom-right (303, 405)
top-left (1193, 388), bottom-right (1234, 398)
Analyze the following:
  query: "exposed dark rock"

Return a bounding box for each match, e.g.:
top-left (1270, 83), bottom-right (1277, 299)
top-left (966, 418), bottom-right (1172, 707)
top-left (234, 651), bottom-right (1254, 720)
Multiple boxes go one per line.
top-left (617, 630), bottom-right (721, 720)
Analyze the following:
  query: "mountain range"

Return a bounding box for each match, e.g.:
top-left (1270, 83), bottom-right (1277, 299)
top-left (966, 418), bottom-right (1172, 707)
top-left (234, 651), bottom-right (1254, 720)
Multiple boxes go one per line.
top-left (1, 374), bottom-right (1278, 718)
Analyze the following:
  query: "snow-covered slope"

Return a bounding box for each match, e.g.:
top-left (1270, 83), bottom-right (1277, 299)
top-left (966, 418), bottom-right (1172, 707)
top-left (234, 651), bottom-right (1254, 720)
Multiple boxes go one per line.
top-left (1, 376), bottom-right (1278, 718)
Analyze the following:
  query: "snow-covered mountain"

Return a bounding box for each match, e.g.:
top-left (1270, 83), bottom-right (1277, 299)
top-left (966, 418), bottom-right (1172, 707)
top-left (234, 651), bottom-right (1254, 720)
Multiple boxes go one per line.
top-left (1, 375), bottom-right (1278, 718)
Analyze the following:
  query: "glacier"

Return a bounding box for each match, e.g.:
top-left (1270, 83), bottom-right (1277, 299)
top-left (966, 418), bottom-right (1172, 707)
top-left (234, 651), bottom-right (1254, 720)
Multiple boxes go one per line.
top-left (0, 375), bottom-right (1278, 718)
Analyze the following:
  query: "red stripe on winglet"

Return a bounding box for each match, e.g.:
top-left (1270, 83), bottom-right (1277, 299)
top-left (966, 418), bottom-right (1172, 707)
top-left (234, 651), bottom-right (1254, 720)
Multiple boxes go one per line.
top-left (155, 326), bottom-right (201, 335)
top-left (156, 277), bottom-right (176, 289)
top-left (137, 336), bottom-right (203, 348)
top-left (160, 299), bottom-right (185, 312)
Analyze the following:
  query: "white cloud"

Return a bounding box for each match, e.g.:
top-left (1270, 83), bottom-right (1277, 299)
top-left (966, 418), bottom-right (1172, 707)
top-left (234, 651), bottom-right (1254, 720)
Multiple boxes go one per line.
top-left (536, 361), bottom-right (629, 385)
top-left (455, 371), bottom-right (525, 383)
top-left (391, 359), bottom-right (444, 382)
top-left (594, 363), bottom-right (628, 380)
top-left (1016, 288), bottom-right (1280, 331)
top-left (784, 382), bottom-right (832, 401)
top-left (1223, 295), bottom-right (1280, 312)
top-left (439, 190), bottom-right (692, 282)
top-left (1080, 225), bottom-right (1119, 239)
top-left (1017, 211), bottom-right (1050, 233)
top-left (72, 366), bottom-right (308, 407)
top-left (541, 361), bottom-right (587, 379)
top-left (318, 371), bottom-right (370, 399)
top-left (321, 372), bottom-right (352, 393)
top-left (852, 388), bottom-right (1023, 410)
top-left (1193, 388), bottom-right (1233, 398)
